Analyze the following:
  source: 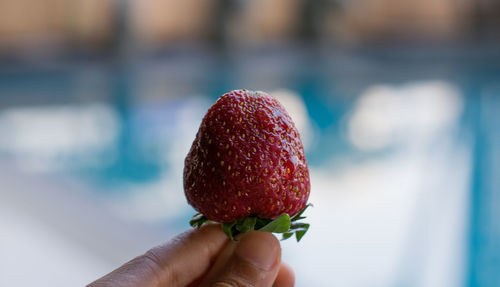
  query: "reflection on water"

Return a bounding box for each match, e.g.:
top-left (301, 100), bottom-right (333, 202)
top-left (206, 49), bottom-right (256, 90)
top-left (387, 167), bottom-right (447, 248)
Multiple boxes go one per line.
top-left (0, 50), bottom-right (499, 286)
top-left (348, 81), bottom-right (463, 151)
top-left (0, 104), bottom-right (119, 172)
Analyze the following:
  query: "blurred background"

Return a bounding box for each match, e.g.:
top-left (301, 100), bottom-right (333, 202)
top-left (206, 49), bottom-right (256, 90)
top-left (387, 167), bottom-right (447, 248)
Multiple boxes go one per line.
top-left (0, 0), bottom-right (499, 286)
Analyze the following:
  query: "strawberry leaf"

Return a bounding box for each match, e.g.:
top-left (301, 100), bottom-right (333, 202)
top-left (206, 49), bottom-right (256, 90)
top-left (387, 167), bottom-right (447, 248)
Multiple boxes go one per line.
top-left (291, 203), bottom-right (313, 222)
top-left (236, 217), bottom-right (257, 233)
top-left (255, 217), bottom-right (271, 230)
top-left (190, 213), bottom-right (210, 228)
top-left (281, 232), bottom-right (294, 241)
top-left (188, 203), bottom-right (312, 242)
top-left (290, 222), bottom-right (309, 229)
top-left (258, 214), bottom-right (291, 233)
top-left (222, 222), bottom-right (237, 241)
top-left (292, 223), bottom-right (310, 242)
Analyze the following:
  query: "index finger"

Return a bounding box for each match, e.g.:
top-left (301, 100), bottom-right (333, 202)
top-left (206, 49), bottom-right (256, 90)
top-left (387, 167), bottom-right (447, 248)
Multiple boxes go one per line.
top-left (88, 224), bottom-right (229, 287)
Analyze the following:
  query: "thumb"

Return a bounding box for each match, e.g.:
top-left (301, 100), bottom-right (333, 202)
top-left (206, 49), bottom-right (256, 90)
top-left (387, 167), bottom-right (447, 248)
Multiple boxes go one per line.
top-left (201, 231), bottom-right (281, 287)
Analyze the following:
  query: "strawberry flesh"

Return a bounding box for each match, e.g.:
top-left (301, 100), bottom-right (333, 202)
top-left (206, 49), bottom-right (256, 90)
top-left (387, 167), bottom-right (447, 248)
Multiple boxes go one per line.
top-left (184, 90), bottom-right (310, 223)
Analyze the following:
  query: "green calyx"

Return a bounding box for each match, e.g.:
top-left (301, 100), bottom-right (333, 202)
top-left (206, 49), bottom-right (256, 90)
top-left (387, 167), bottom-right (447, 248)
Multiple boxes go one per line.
top-left (189, 204), bottom-right (312, 242)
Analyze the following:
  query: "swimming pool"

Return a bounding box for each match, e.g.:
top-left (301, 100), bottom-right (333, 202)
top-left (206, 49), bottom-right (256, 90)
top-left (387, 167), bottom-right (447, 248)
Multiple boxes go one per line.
top-left (0, 45), bottom-right (499, 286)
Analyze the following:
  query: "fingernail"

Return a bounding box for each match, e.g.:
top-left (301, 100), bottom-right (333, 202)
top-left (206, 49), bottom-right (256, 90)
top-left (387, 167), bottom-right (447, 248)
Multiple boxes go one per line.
top-left (234, 231), bottom-right (279, 270)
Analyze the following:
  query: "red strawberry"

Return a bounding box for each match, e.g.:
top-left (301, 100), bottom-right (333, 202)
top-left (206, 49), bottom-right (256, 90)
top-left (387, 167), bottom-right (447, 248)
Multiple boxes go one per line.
top-left (184, 89), bottom-right (311, 241)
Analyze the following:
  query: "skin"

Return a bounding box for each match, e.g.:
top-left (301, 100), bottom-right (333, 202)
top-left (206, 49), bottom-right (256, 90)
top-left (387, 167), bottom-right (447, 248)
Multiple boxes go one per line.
top-left (88, 224), bottom-right (295, 287)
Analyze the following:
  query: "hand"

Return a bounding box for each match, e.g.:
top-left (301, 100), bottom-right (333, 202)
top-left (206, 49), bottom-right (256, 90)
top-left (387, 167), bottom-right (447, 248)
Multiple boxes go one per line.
top-left (88, 223), bottom-right (295, 287)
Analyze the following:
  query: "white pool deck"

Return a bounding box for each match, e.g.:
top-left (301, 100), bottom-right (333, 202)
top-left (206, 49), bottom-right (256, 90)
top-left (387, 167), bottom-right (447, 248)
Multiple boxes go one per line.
top-left (0, 164), bottom-right (171, 286)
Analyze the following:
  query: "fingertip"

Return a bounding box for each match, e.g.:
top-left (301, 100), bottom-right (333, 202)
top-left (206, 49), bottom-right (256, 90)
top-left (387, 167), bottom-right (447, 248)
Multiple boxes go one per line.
top-left (235, 231), bottom-right (281, 271)
top-left (201, 231), bottom-right (282, 287)
top-left (274, 262), bottom-right (295, 287)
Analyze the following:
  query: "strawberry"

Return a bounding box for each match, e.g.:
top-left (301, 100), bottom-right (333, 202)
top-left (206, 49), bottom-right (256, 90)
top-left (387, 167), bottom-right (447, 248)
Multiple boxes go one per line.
top-left (184, 89), bottom-right (311, 241)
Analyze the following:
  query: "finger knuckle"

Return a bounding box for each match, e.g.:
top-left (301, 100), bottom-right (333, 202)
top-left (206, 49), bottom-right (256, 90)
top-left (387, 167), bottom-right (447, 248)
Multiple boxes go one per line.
top-left (143, 249), bottom-right (163, 269)
top-left (141, 249), bottom-right (167, 284)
